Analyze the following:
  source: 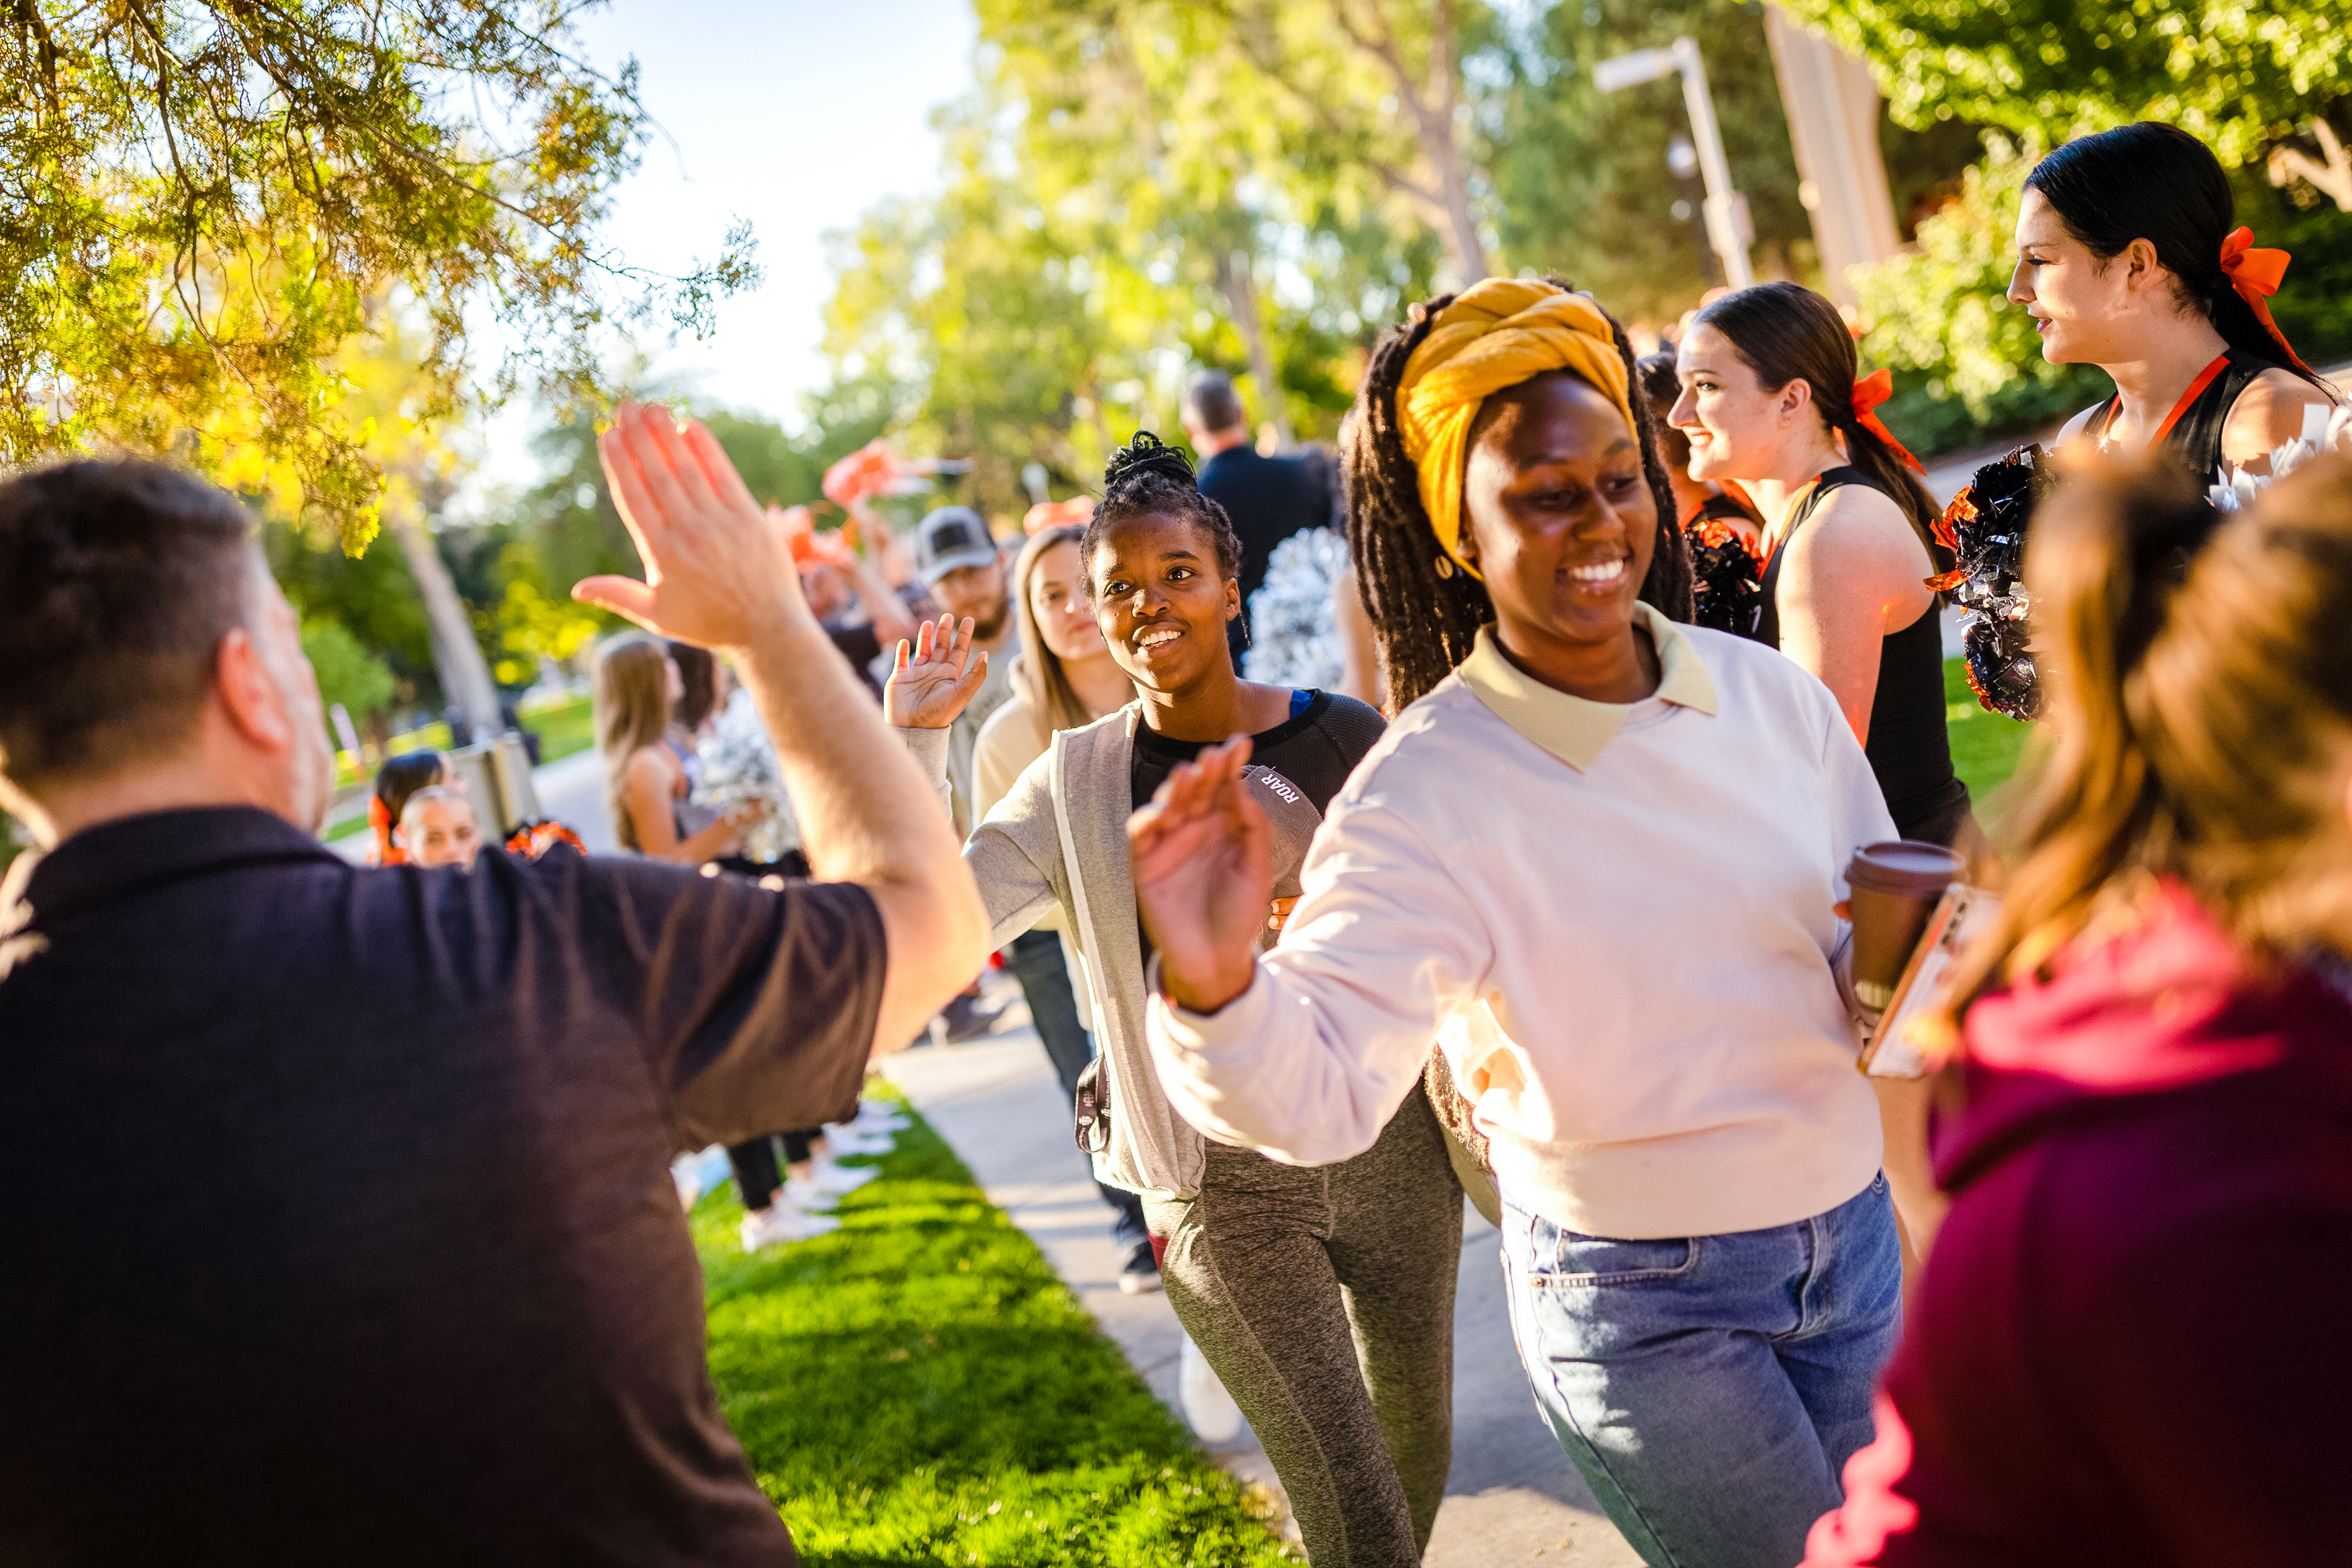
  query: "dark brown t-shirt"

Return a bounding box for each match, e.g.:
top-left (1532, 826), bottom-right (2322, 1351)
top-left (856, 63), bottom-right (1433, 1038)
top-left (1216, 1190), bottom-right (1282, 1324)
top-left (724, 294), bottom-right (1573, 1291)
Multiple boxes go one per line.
top-left (0, 807), bottom-right (883, 1564)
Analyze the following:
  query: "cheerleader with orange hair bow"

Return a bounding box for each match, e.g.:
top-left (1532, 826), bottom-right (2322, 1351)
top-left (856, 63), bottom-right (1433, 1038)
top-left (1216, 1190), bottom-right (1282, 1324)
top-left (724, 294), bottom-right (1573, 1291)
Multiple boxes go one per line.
top-left (2009, 122), bottom-right (2340, 484)
top-left (1668, 281), bottom-right (1976, 850)
top-left (367, 749), bottom-right (450, 866)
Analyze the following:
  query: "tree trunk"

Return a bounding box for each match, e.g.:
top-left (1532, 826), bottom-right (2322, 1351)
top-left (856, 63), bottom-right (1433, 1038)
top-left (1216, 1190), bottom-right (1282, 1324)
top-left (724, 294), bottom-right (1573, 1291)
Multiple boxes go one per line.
top-left (1424, 137), bottom-right (1490, 284)
top-left (1215, 246), bottom-right (1296, 448)
top-left (389, 499), bottom-right (504, 744)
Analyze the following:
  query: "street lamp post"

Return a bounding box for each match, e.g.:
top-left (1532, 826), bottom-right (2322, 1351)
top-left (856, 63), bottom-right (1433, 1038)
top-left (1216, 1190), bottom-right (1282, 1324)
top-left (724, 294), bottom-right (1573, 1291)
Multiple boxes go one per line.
top-left (1592, 36), bottom-right (1755, 290)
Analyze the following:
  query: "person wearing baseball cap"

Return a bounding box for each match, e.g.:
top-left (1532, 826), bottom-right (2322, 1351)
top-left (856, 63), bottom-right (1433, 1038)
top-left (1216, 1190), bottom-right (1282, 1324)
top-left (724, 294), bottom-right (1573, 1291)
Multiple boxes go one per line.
top-left (911, 505), bottom-right (1020, 1044)
top-left (912, 506), bottom-right (1018, 832)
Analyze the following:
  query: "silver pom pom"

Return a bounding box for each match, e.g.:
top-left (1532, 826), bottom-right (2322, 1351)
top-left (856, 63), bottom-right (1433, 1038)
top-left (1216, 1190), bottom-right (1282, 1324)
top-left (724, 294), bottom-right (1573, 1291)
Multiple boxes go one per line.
top-left (694, 688), bottom-right (801, 864)
top-left (1242, 528), bottom-right (1350, 690)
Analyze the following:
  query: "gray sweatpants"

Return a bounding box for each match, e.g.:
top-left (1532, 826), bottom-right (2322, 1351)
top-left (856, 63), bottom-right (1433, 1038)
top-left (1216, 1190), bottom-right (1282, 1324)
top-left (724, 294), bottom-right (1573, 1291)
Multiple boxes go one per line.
top-left (1145, 1091), bottom-right (1463, 1567)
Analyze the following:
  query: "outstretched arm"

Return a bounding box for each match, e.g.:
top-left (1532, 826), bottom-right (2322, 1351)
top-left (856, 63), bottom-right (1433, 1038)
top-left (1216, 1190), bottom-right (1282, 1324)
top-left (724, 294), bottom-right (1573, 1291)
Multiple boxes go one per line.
top-left (1131, 740), bottom-right (1489, 1165)
top-left (576, 403), bottom-right (988, 1058)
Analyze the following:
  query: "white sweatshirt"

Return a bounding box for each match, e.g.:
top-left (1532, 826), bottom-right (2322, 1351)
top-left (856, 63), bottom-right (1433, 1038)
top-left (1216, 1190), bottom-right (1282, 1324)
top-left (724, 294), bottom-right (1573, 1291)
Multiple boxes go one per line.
top-left (1147, 608), bottom-right (1894, 1239)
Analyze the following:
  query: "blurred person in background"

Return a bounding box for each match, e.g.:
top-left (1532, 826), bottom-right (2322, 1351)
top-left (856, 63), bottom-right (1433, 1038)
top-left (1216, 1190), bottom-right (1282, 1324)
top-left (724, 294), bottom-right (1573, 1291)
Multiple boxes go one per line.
top-left (799, 517), bottom-right (918, 701)
top-left (1182, 370), bottom-right (1327, 660)
top-left (366, 747), bottom-right (449, 866)
top-left (594, 633), bottom-right (749, 866)
top-left (0, 414), bottom-right (987, 1562)
top-left (1803, 451), bottom-right (2352, 1567)
top-left (398, 786), bottom-right (480, 871)
top-left (666, 640), bottom-right (725, 841)
top-left (970, 522), bottom-right (1155, 1290)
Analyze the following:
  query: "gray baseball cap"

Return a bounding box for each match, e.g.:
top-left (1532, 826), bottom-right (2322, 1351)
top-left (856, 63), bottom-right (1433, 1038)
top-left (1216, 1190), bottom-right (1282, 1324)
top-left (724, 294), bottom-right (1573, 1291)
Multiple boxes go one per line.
top-left (913, 506), bottom-right (1000, 584)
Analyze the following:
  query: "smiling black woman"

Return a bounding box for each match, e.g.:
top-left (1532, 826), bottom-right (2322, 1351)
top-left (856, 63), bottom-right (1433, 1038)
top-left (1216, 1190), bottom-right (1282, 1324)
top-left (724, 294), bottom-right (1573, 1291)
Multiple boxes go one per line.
top-left (882, 432), bottom-right (1465, 1568)
top-left (1133, 277), bottom-right (1920, 1568)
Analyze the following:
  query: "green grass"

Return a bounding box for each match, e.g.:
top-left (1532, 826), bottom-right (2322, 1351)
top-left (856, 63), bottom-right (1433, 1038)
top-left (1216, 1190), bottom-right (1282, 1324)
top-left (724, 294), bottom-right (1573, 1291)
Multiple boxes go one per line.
top-left (519, 693), bottom-right (594, 763)
top-left (1943, 655), bottom-right (2036, 802)
top-left (690, 1093), bottom-right (1294, 1566)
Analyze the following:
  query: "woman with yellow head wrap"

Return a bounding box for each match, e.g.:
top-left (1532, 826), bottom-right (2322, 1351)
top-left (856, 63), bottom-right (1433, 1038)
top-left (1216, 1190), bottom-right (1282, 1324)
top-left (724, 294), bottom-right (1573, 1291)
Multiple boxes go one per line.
top-left (1132, 279), bottom-right (1910, 1567)
top-left (1341, 277), bottom-right (1691, 709)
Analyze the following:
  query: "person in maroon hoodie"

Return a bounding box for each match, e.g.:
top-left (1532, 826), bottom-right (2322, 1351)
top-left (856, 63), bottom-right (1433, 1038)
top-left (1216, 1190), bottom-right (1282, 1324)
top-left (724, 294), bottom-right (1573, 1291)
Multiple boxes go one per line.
top-left (1802, 449), bottom-right (2352, 1568)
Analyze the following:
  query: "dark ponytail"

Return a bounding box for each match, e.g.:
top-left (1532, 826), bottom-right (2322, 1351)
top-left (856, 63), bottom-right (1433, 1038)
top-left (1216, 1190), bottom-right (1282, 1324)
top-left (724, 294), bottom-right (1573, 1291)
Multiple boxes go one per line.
top-left (1691, 281), bottom-right (1940, 555)
top-left (1345, 283), bottom-right (1692, 711)
top-left (2026, 123), bottom-right (2333, 394)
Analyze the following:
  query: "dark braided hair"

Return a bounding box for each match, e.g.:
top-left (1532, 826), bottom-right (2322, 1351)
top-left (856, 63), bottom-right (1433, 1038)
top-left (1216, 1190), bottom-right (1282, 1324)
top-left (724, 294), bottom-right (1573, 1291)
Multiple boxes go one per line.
top-left (1079, 430), bottom-right (1244, 589)
top-left (1345, 284), bottom-right (1694, 711)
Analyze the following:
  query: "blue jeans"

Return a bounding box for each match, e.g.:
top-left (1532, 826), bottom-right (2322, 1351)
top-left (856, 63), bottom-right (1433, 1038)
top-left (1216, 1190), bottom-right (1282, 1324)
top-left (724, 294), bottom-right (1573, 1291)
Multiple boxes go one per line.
top-left (1501, 1175), bottom-right (1902, 1568)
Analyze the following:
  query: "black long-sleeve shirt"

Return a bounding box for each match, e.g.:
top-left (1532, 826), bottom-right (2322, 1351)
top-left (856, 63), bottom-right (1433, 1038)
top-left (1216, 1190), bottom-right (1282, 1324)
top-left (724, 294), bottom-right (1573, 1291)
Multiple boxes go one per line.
top-left (0, 808), bottom-right (884, 1565)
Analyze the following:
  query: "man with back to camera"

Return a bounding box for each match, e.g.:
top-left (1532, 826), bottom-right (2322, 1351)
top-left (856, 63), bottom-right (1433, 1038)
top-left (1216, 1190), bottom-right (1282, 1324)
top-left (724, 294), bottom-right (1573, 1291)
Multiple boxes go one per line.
top-left (0, 405), bottom-right (988, 1565)
top-left (1179, 370), bottom-right (1329, 660)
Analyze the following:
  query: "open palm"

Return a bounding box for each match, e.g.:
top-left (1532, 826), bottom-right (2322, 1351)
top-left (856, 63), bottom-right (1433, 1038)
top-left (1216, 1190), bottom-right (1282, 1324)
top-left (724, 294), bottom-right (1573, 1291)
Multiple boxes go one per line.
top-left (885, 614), bottom-right (990, 730)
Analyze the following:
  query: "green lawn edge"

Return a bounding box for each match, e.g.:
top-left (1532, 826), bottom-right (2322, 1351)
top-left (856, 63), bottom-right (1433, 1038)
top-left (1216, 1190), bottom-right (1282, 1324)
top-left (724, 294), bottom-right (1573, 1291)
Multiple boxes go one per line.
top-left (689, 1089), bottom-right (1296, 1566)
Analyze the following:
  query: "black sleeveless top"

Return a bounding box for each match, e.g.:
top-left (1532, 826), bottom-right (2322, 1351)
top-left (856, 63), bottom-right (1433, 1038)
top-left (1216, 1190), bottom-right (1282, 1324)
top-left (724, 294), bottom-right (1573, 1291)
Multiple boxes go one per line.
top-left (2089, 351), bottom-right (2280, 487)
top-left (1757, 466), bottom-right (1968, 842)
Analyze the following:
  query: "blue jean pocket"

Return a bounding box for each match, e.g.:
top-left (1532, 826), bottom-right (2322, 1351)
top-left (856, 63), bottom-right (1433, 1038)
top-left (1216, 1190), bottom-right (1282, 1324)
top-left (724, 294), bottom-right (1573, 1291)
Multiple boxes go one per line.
top-left (1533, 1228), bottom-right (1699, 1286)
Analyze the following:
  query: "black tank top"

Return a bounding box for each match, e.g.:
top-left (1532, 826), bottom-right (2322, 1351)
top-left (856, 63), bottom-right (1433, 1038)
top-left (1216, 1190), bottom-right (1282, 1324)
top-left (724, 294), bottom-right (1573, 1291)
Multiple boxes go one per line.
top-left (1756, 467), bottom-right (1966, 837)
top-left (2089, 351), bottom-right (2279, 487)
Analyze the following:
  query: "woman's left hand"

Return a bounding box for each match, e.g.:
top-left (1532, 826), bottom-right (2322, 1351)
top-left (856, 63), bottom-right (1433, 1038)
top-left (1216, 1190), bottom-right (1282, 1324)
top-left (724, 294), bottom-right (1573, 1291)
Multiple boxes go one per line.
top-left (1267, 896), bottom-right (1299, 935)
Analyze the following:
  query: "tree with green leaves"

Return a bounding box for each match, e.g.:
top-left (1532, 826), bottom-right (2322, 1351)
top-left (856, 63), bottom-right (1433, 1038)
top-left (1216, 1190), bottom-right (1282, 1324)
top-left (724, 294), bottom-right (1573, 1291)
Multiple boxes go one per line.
top-left (2, 0), bottom-right (756, 547)
top-left (979, 0), bottom-right (1444, 449)
top-left (1480, 0), bottom-right (1809, 320)
top-left (982, 0), bottom-right (1492, 284)
top-left (300, 618), bottom-right (398, 738)
top-left (1778, 0), bottom-right (2351, 175)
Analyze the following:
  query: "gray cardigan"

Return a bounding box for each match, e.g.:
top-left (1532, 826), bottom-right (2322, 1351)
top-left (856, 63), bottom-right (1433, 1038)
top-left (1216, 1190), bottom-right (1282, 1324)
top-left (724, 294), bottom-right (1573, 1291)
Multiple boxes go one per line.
top-left (905, 707), bottom-right (1206, 1198)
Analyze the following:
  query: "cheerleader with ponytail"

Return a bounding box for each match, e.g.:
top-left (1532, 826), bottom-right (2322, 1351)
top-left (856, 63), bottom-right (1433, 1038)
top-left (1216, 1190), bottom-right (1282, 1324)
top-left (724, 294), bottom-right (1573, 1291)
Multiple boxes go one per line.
top-left (2018, 122), bottom-right (2339, 483)
top-left (1669, 282), bottom-right (1974, 848)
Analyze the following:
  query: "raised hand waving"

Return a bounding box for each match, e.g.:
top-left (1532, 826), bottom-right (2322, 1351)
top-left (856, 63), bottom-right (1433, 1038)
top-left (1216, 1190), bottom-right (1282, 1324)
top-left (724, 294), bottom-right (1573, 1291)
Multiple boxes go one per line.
top-left (884, 614), bottom-right (991, 730)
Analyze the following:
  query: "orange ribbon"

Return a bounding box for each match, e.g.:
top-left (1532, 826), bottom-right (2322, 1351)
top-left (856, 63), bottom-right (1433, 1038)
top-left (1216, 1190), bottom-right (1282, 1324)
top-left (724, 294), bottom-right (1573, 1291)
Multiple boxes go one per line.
top-left (1850, 368), bottom-right (1926, 475)
top-left (367, 795), bottom-right (405, 866)
top-left (2217, 226), bottom-right (2313, 375)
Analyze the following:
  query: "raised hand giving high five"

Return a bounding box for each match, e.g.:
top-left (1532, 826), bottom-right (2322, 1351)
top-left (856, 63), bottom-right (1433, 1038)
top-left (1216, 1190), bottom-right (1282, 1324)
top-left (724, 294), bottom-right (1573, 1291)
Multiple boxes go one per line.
top-left (569, 401), bottom-right (989, 1060)
top-left (1128, 735), bottom-right (1272, 1015)
top-left (573, 402), bottom-right (810, 649)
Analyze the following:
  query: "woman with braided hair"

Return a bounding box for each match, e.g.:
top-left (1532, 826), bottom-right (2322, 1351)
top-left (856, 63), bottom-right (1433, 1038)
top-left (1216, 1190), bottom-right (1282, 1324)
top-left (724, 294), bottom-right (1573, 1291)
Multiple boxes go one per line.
top-left (884, 434), bottom-right (1463, 1568)
top-left (1133, 278), bottom-right (1908, 1568)
top-left (1669, 281), bottom-right (1973, 848)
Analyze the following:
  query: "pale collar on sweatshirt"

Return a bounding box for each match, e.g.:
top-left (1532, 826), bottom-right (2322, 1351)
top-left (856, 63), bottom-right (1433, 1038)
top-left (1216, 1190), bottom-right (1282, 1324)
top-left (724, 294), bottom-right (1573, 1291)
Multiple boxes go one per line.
top-left (1455, 603), bottom-right (1718, 772)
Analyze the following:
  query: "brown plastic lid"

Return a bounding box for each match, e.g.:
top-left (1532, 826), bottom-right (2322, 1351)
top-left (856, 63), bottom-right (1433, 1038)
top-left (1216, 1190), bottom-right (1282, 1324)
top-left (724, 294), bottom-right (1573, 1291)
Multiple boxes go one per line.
top-left (1846, 839), bottom-right (1963, 898)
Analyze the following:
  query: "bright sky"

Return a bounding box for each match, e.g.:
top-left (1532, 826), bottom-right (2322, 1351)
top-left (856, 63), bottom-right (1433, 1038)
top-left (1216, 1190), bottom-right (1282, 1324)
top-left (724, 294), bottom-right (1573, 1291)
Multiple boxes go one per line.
top-left (471, 0), bottom-right (978, 500)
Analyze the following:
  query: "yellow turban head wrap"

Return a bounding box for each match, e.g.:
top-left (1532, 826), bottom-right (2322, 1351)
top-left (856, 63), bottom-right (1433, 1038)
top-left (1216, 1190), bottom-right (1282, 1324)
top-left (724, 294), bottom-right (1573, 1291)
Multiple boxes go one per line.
top-left (1394, 278), bottom-right (1639, 581)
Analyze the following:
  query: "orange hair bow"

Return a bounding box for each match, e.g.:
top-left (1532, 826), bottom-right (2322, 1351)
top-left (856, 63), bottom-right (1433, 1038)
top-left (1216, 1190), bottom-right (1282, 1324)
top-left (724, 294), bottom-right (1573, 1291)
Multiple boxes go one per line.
top-left (2218, 227), bottom-right (2313, 376)
top-left (367, 795), bottom-right (405, 866)
top-left (1850, 368), bottom-right (1926, 476)
top-left (1022, 496), bottom-right (1096, 535)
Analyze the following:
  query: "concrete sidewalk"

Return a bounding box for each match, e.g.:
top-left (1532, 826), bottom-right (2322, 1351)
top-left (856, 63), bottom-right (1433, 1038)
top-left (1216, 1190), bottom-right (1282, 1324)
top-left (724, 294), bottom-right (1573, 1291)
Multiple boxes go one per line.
top-left (885, 1004), bottom-right (1642, 1566)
